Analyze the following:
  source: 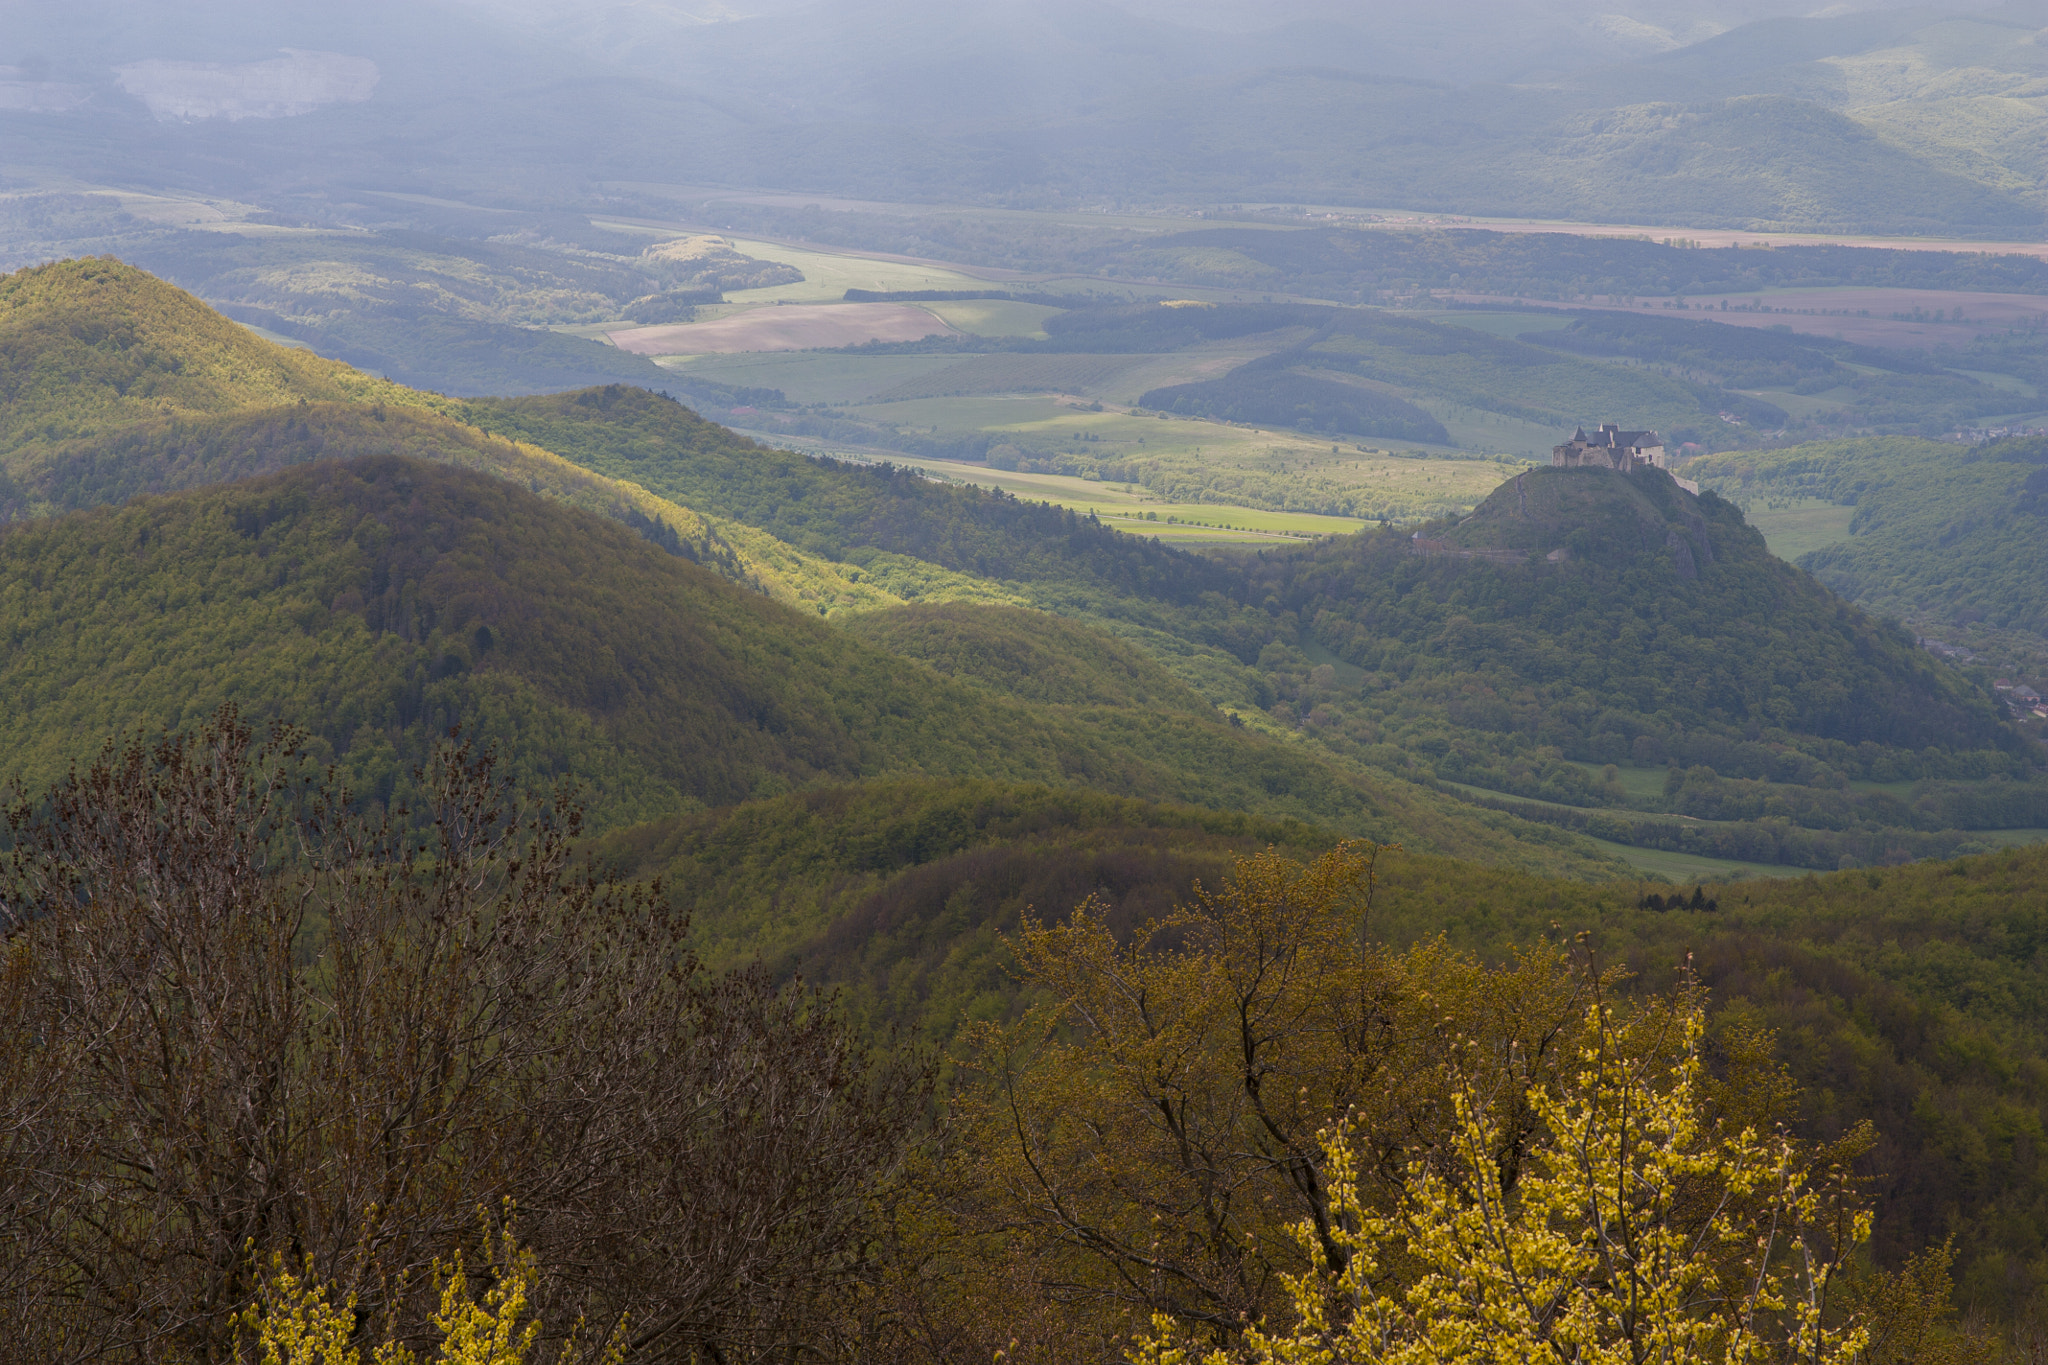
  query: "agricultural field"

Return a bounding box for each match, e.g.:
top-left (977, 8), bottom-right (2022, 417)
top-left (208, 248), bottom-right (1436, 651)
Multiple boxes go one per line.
top-left (1416, 310), bottom-right (1575, 338)
top-left (658, 352), bottom-right (970, 404)
top-left (1458, 287), bottom-right (2048, 352)
top-left (742, 391), bottom-right (1526, 526)
top-left (610, 229), bottom-right (1007, 304)
top-left (867, 353), bottom-right (1159, 402)
top-left (851, 454), bottom-right (1370, 542)
top-left (608, 302), bottom-right (953, 354)
top-left (920, 299), bottom-right (1061, 337)
top-left (1413, 399), bottom-right (1576, 459)
top-left (867, 452), bottom-right (1365, 542)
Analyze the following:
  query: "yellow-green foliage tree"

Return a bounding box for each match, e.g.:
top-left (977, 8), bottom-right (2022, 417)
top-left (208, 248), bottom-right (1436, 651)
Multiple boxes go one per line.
top-left (943, 844), bottom-right (1616, 1355)
top-left (239, 1224), bottom-right (585, 1365)
top-left (929, 842), bottom-right (1991, 1365)
top-left (1132, 994), bottom-right (1874, 1365)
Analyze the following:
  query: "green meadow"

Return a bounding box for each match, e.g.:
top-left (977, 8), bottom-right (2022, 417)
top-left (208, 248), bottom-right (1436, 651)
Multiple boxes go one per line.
top-left (1736, 496), bottom-right (1856, 561)
top-left (714, 236), bottom-right (1000, 303)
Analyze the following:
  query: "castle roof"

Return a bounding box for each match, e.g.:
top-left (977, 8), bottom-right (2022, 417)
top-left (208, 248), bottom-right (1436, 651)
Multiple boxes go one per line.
top-left (1580, 425), bottom-right (1661, 449)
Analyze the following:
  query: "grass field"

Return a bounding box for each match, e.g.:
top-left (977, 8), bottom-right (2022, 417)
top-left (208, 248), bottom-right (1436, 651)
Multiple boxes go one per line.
top-left (1585, 837), bottom-right (1808, 883)
top-left (867, 353), bottom-right (1156, 402)
top-left (1418, 399), bottom-right (1574, 459)
top-left (1561, 761), bottom-right (1668, 804)
top-left (1434, 780), bottom-right (1808, 881)
top-left (1734, 497), bottom-right (1856, 561)
top-left (922, 299), bottom-right (1062, 338)
top-left (661, 352), bottom-right (966, 404)
top-left (609, 303), bottom-right (951, 355)
top-left (1973, 829), bottom-right (2048, 850)
top-left (714, 237), bottom-right (999, 305)
top-left (1087, 502), bottom-right (1366, 541)
top-left (834, 394), bottom-right (1524, 520)
top-left (817, 443), bottom-right (1367, 541)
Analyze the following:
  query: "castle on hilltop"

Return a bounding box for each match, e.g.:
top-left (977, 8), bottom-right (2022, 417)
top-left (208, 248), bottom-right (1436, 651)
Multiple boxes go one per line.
top-left (1553, 423), bottom-right (1698, 494)
top-left (1553, 423), bottom-right (1667, 472)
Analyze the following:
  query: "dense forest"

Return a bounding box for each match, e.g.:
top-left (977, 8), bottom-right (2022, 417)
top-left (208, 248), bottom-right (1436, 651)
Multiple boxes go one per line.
top-left (6, 720), bottom-right (2044, 1362)
top-left (1692, 434), bottom-right (2048, 640)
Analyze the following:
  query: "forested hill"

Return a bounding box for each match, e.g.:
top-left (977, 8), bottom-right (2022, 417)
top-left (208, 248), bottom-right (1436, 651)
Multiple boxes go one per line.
top-left (0, 257), bottom-right (427, 457)
top-left (0, 453), bottom-right (1617, 874)
top-left (600, 777), bottom-right (2048, 1326)
top-left (462, 385), bottom-right (1239, 606)
top-left (2, 259), bottom-right (2027, 838)
top-left (1224, 466), bottom-right (2022, 784)
top-left (1691, 435), bottom-right (2048, 642)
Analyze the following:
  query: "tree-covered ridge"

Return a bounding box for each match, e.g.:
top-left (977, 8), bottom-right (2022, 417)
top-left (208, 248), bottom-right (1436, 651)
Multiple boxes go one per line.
top-left (592, 778), bottom-right (1331, 1017)
top-left (1131, 227), bottom-right (2048, 304)
top-left (0, 398), bottom-right (933, 617)
top-left (1227, 468), bottom-right (2021, 781)
top-left (447, 377), bottom-right (2031, 801)
top-left (1524, 310), bottom-right (1940, 389)
top-left (0, 264), bottom-right (973, 617)
top-left (460, 385), bottom-right (1242, 604)
top-left (597, 768), bottom-right (2048, 1325)
top-left (1690, 435), bottom-right (2048, 639)
top-left (0, 455), bottom-right (1622, 875)
top-left (1438, 464), bottom-right (1732, 570)
top-left (838, 603), bottom-right (1216, 714)
top-left (0, 257), bottom-right (430, 455)
top-left (1, 267), bottom-right (2028, 871)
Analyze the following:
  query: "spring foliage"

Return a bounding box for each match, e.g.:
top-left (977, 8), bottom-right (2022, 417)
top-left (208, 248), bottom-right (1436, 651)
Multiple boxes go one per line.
top-left (239, 1225), bottom-right (584, 1365)
top-left (1133, 997), bottom-right (1873, 1365)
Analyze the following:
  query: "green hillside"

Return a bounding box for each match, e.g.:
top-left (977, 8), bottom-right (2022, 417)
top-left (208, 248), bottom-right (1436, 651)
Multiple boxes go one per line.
top-left (0, 257), bottom-right (427, 455)
top-left (1258, 465), bottom-right (2016, 767)
top-left (3, 264), bottom-right (2031, 879)
top-left (594, 779), bottom-right (1331, 1022)
top-left (839, 603), bottom-right (1215, 713)
top-left (0, 261), bottom-right (962, 618)
top-left (460, 384), bottom-right (1245, 605)
top-left (1690, 434), bottom-right (2048, 640)
top-left (1189, 464), bottom-right (2040, 872)
top-left (452, 377), bottom-right (2040, 869)
top-left (619, 777), bottom-right (2048, 1322)
top-left (0, 453), bottom-right (1620, 874)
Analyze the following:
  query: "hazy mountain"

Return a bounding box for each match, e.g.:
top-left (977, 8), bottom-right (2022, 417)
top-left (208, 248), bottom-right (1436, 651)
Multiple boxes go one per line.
top-left (2, 0), bottom-right (2039, 231)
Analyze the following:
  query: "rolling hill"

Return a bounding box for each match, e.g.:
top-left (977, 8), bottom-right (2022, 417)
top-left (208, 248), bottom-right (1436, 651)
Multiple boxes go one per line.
top-left (0, 256), bottom-right (427, 456)
top-left (0, 452), bottom-right (1623, 874)
top-left (1689, 434), bottom-right (2048, 642)
top-left (5, 260), bottom-right (2035, 880)
top-left (1196, 464), bottom-right (2038, 872)
top-left (598, 769), bottom-right (2048, 1323)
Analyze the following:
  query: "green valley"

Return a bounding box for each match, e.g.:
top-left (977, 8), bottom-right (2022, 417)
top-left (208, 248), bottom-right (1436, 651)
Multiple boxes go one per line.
top-left (8, 260), bottom-right (2042, 890)
top-left (11, 2), bottom-right (2048, 1359)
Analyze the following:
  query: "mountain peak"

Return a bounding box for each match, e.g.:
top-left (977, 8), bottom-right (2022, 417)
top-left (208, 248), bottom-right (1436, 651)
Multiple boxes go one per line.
top-left (1434, 465), bottom-right (1758, 578)
top-left (0, 257), bottom-right (421, 457)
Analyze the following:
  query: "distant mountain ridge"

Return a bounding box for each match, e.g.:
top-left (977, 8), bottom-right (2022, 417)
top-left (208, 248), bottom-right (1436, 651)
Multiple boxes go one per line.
top-left (0, 0), bottom-right (2039, 234)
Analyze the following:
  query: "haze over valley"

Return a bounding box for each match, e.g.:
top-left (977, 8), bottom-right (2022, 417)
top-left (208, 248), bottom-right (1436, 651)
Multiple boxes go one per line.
top-left (9, 3), bottom-right (2048, 1363)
